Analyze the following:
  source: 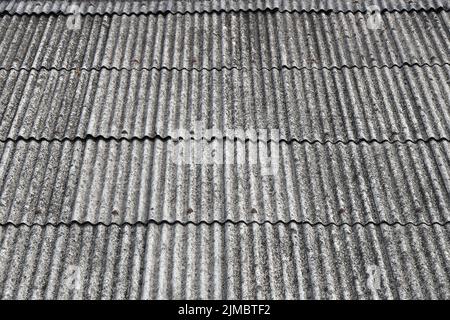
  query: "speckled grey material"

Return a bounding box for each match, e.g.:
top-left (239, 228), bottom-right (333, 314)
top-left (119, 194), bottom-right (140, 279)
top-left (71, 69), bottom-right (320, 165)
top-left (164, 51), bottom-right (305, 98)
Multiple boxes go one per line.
top-left (0, 0), bottom-right (449, 300)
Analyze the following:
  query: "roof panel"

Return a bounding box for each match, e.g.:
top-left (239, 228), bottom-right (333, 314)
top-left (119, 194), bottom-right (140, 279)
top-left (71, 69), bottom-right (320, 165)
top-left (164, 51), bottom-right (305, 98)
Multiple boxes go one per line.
top-left (0, 0), bottom-right (448, 15)
top-left (0, 139), bottom-right (448, 225)
top-left (0, 11), bottom-right (448, 70)
top-left (0, 222), bottom-right (449, 299)
top-left (0, 64), bottom-right (449, 142)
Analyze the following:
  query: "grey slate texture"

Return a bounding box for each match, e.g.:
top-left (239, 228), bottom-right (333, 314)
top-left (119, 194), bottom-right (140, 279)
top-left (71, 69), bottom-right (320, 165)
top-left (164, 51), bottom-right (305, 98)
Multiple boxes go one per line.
top-left (0, 0), bottom-right (449, 300)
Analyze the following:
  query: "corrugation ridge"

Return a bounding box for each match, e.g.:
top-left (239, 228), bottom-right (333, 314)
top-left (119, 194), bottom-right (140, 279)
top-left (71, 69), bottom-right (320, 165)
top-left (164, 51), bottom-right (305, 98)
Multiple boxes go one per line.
top-left (0, 135), bottom-right (448, 145)
top-left (0, 7), bottom-right (448, 16)
top-left (0, 61), bottom-right (448, 72)
top-left (0, 220), bottom-right (450, 228)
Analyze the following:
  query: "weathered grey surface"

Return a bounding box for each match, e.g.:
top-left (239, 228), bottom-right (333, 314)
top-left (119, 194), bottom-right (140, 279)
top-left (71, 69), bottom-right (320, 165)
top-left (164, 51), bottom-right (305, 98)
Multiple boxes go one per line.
top-left (1, 64), bottom-right (449, 142)
top-left (0, 0), bottom-right (449, 300)
top-left (0, 140), bottom-right (448, 225)
top-left (0, 0), bottom-right (448, 15)
top-left (0, 222), bottom-right (449, 300)
top-left (0, 11), bottom-right (449, 70)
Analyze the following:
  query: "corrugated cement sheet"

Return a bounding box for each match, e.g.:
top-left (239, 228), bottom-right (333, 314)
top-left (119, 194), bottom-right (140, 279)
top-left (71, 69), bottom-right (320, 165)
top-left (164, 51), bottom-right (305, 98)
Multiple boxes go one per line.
top-left (0, 139), bottom-right (448, 225)
top-left (0, 11), bottom-right (449, 70)
top-left (0, 222), bottom-right (449, 300)
top-left (0, 64), bottom-right (449, 142)
top-left (0, 0), bottom-right (449, 301)
top-left (0, 0), bottom-right (448, 15)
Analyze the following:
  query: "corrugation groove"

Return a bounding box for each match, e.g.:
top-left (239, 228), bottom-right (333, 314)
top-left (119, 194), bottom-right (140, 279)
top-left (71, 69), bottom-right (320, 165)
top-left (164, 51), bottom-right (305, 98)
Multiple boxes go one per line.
top-left (0, 223), bottom-right (449, 299)
top-left (0, 139), bottom-right (448, 225)
top-left (0, 0), bottom-right (448, 15)
top-left (0, 11), bottom-right (449, 70)
top-left (0, 64), bottom-right (449, 142)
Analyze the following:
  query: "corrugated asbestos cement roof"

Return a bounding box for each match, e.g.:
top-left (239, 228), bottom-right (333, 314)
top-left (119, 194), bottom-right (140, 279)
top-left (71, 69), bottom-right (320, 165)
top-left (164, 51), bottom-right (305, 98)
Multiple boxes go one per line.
top-left (0, 0), bottom-right (449, 299)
